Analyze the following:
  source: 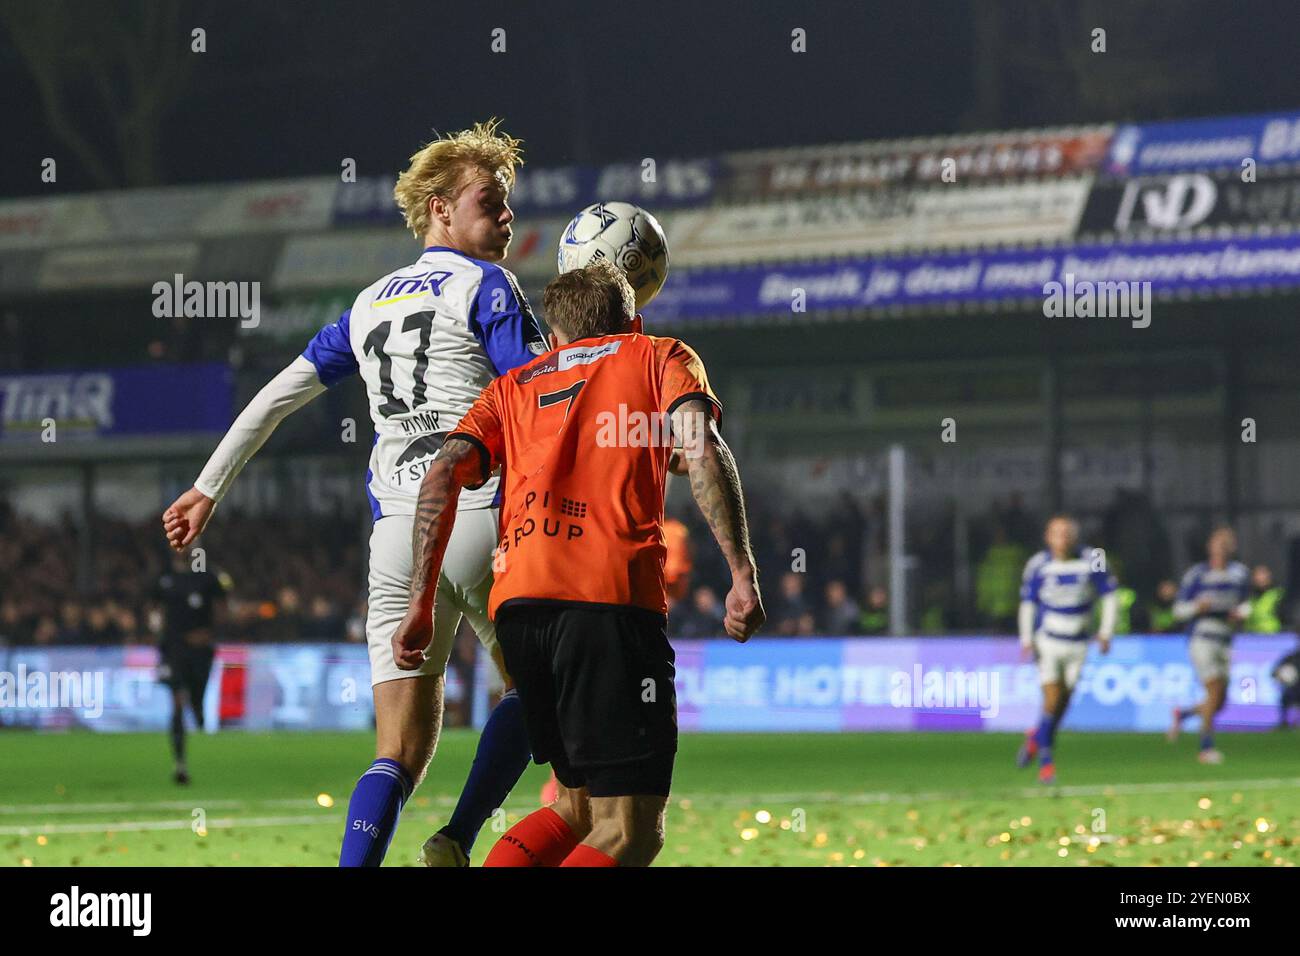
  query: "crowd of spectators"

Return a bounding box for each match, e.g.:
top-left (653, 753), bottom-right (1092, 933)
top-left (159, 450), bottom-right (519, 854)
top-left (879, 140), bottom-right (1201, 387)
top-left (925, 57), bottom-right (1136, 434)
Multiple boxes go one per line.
top-left (0, 501), bottom-right (365, 647)
top-left (2, 487), bottom-right (1294, 647)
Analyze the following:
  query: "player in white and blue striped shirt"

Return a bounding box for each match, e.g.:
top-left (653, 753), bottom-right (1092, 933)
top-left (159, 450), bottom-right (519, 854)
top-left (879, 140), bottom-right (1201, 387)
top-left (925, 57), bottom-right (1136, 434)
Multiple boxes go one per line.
top-left (1167, 527), bottom-right (1251, 764)
top-left (163, 120), bottom-right (546, 867)
top-left (1016, 515), bottom-right (1118, 784)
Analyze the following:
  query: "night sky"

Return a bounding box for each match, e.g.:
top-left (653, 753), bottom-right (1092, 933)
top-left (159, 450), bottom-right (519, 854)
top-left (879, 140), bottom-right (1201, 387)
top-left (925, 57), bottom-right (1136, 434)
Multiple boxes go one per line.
top-left (3, 0), bottom-right (1300, 195)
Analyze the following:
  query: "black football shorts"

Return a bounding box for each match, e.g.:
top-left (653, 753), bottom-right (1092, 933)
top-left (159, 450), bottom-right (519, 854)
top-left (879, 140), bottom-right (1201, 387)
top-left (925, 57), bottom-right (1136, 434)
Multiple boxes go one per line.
top-left (158, 641), bottom-right (215, 703)
top-left (495, 601), bottom-right (677, 797)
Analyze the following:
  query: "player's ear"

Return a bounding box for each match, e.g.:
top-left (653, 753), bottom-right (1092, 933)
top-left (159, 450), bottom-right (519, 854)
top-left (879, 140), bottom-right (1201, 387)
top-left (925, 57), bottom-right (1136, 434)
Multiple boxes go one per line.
top-left (428, 194), bottom-right (450, 226)
top-left (630, 314), bottom-right (644, 335)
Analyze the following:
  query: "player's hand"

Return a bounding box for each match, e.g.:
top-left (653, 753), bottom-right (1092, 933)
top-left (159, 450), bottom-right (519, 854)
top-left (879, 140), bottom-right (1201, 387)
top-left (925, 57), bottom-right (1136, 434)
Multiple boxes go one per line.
top-left (1195, 596), bottom-right (1214, 615)
top-left (1019, 642), bottom-right (1036, 662)
top-left (1097, 632), bottom-right (1112, 655)
top-left (162, 487), bottom-right (215, 552)
top-left (723, 573), bottom-right (764, 642)
top-left (391, 606), bottom-right (433, 671)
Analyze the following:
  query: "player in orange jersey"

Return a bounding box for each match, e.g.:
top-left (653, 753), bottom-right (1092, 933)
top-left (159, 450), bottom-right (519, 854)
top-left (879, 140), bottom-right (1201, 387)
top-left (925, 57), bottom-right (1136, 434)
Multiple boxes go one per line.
top-left (391, 259), bottom-right (764, 866)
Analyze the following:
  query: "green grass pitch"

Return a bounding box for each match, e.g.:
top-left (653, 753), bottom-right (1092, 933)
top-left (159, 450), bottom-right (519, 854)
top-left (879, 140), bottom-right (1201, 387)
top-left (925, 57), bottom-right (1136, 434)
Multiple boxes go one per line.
top-left (1, 730), bottom-right (1296, 866)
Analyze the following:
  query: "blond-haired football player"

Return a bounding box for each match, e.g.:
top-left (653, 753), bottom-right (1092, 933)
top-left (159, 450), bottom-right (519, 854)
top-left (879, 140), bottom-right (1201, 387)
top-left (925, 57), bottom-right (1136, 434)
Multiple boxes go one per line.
top-left (163, 119), bottom-right (546, 866)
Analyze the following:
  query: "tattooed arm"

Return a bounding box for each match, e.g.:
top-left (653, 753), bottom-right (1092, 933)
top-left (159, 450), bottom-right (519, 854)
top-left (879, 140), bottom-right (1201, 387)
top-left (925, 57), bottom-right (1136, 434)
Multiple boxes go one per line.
top-left (670, 399), bottom-right (765, 642)
top-left (391, 438), bottom-right (487, 670)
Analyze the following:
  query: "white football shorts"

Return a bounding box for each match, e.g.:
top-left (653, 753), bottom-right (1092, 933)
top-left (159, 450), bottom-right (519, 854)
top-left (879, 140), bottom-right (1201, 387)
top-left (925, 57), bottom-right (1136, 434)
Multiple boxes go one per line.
top-left (1035, 634), bottom-right (1089, 690)
top-left (365, 507), bottom-right (499, 686)
top-left (1189, 635), bottom-right (1232, 684)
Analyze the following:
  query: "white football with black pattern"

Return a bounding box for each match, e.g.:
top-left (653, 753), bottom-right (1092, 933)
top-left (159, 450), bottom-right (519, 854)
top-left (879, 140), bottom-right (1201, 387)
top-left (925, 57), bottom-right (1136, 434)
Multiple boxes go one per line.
top-left (557, 201), bottom-right (669, 309)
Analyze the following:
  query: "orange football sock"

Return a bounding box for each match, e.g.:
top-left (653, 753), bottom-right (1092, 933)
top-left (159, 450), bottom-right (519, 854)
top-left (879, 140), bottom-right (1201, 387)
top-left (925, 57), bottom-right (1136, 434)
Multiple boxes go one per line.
top-left (482, 807), bottom-right (578, 867)
top-left (560, 844), bottom-right (619, 867)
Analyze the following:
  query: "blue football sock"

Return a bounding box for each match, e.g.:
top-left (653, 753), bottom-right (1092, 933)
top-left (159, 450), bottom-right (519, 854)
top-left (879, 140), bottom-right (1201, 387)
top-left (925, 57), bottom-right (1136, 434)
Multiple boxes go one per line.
top-left (1035, 714), bottom-right (1057, 748)
top-left (442, 689), bottom-right (532, 855)
top-left (1036, 714), bottom-right (1057, 765)
top-left (339, 757), bottom-right (413, 867)
top-left (1199, 733), bottom-right (1215, 751)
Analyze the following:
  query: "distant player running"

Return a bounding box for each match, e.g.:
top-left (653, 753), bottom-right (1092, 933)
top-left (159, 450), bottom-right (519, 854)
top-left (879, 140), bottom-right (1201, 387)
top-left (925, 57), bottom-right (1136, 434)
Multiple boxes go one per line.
top-left (163, 120), bottom-right (547, 866)
top-left (392, 260), bottom-right (765, 866)
top-left (1016, 515), bottom-right (1117, 784)
top-left (1167, 527), bottom-right (1251, 764)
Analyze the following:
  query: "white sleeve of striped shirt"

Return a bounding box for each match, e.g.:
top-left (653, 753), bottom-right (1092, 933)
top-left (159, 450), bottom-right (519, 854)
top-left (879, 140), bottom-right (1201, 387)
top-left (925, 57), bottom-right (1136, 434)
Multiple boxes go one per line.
top-left (1018, 601), bottom-right (1036, 648)
top-left (194, 357), bottom-right (326, 502)
top-left (1097, 590), bottom-right (1119, 636)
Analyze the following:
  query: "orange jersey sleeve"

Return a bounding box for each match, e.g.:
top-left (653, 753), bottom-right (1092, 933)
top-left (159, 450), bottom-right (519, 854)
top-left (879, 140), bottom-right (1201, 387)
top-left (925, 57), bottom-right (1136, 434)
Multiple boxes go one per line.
top-left (654, 337), bottom-right (722, 425)
top-left (463, 332), bottom-right (722, 618)
top-left (447, 380), bottom-right (505, 490)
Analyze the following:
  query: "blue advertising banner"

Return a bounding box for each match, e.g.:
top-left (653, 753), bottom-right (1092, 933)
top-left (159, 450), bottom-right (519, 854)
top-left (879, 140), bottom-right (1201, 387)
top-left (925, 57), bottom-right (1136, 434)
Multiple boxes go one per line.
top-left (644, 233), bottom-right (1300, 323)
top-left (0, 643), bottom-right (468, 732)
top-left (0, 362), bottom-right (232, 444)
top-left (1106, 111), bottom-right (1300, 176)
top-left (675, 635), bottom-right (1296, 733)
top-left (4, 635), bottom-right (1292, 734)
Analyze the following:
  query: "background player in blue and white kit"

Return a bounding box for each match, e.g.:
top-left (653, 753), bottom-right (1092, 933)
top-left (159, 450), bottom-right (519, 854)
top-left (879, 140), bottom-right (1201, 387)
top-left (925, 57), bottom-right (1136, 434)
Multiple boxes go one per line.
top-left (162, 120), bottom-right (546, 866)
top-left (1167, 527), bottom-right (1251, 765)
top-left (1016, 515), bottom-right (1117, 784)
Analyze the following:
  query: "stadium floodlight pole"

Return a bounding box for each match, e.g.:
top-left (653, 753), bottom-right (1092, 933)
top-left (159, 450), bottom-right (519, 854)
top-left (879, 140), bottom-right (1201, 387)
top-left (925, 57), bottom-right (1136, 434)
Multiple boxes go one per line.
top-left (888, 444), bottom-right (907, 636)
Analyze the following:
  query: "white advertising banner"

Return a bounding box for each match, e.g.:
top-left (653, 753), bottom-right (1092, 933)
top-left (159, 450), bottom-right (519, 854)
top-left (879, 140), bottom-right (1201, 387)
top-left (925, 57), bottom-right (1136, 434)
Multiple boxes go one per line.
top-left (37, 241), bottom-right (201, 290)
top-left (670, 178), bottom-right (1092, 266)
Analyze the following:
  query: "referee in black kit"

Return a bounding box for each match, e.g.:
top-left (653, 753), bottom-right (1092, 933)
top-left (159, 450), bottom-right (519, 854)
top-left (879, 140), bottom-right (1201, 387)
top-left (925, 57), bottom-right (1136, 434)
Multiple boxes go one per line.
top-left (151, 546), bottom-right (229, 784)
